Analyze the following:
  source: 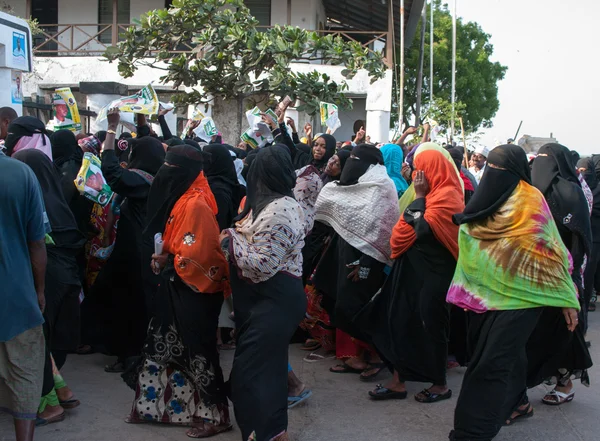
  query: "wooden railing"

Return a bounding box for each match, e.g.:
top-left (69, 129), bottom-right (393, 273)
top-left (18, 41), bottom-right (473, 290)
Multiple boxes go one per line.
top-left (33, 24), bottom-right (392, 67)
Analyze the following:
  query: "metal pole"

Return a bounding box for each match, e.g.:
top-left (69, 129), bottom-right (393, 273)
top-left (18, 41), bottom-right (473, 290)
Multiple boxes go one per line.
top-left (451, 0), bottom-right (457, 142)
top-left (399, 0), bottom-right (405, 130)
top-left (430, 0), bottom-right (434, 105)
top-left (414, 4), bottom-right (426, 125)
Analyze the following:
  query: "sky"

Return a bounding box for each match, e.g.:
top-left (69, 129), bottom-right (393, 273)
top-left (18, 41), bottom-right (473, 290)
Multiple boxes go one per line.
top-left (441, 0), bottom-right (600, 155)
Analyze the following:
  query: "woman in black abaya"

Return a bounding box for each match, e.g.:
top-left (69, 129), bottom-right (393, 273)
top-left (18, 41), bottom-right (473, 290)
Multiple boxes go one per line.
top-left (223, 145), bottom-right (308, 441)
top-left (528, 143), bottom-right (593, 406)
top-left (203, 143), bottom-right (243, 229)
top-left (90, 113), bottom-right (166, 373)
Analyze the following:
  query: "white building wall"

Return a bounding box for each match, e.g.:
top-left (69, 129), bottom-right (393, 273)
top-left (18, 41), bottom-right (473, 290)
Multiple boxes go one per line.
top-left (130, 0), bottom-right (164, 22)
top-left (6, 1), bottom-right (26, 18)
top-left (270, 0), bottom-right (287, 25)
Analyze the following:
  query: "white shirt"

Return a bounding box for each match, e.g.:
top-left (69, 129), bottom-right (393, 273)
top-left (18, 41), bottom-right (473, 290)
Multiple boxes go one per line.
top-left (469, 163), bottom-right (486, 185)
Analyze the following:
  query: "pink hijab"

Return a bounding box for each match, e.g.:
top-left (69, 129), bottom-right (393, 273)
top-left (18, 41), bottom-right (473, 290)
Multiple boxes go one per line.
top-left (13, 133), bottom-right (53, 160)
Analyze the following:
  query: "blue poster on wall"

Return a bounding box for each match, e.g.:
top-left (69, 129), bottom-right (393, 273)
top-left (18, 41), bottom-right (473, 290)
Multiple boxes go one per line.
top-left (12, 31), bottom-right (27, 67)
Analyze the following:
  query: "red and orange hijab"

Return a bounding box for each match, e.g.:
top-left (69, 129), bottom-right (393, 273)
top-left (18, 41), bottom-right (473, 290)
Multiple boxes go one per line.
top-left (390, 149), bottom-right (465, 260)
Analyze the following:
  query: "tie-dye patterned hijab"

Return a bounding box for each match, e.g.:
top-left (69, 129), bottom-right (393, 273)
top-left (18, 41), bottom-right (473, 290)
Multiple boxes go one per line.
top-left (447, 145), bottom-right (580, 313)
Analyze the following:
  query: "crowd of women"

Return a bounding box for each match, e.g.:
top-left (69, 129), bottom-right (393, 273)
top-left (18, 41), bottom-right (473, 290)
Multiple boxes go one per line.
top-left (1, 98), bottom-right (597, 441)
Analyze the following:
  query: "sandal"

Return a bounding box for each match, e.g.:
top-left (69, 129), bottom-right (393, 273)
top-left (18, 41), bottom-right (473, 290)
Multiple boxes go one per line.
top-left (414, 388), bottom-right (452, 403)
top-left (36, 411), bottom-right (66, 427)
top-left (505, 402), bottom-right (534, 425)
top-left (542, 389), bottom-right (574, 406)
top-left (58, 397), bottom-right (81, 409)
top-left (369, 384), bottom-right (408, 400)
top-left (301, 339), bottom-right (322, 351)
top-left (288, 388), bottom-right (313, 409)
top-left (329, 362), bottom-right (365, 374)
top-left (104, 361), bottom-right (125, 373)
top-left (359, 363), bottom-right (386, 382)
top-left (186, 423), bottom-right (233, 438)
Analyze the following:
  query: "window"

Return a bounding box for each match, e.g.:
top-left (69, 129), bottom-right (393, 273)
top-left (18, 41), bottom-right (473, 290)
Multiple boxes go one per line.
top-left (244, 0), bottom-right (271, 28)
top-left (98, 0), bottom-right (131, 44)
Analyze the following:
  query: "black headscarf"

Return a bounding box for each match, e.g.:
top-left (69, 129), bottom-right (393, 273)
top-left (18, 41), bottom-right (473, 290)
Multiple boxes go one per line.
top-left (532, 143), bottom-right (592, 269)
top-left (144, 144), bottom-right (205, 239)
top-left (95, 130), bottom-right (107, 144)
top-left (184, 139), bottom-right (202, 150)
top-left (127, 136), bottom-right (166, 175)
top-left (532, 144), bottom-right (580, 194)
top-left (312, 134), bottom-right (336, 171)
top-left (339, 144), bottom-right (383, 186)
top-left (204, 143), bottom-right (243, 229)
top-left (4, 116), bottom-right (49, 155)
top-left (296, 143), bottom-right (311, 155)
top-left (12, 149), bottom-right (84, 249)
top-left (242, 148), bottom-right (259, 182)
top-left (50, 129), bottom-right (83, 168)
top-left (235, 144), bottom-right (296, 222)
top-left (321, 149), bottom-right (351, 185)
top-left (577, 157), bottom-right (598, 190)
top-left (455, 144), bottom-right (530, 225)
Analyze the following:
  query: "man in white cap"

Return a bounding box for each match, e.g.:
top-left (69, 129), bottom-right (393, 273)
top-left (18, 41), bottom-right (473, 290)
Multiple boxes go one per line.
top-left (469, 145), bottom-right (489, 185)
top-left (47, 98), bottom-right (73, 130)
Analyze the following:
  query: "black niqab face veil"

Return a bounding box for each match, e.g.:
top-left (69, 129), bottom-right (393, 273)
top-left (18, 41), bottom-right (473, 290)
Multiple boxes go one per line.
top-left (455, 144), bottom-right (530, 225)
top-left (144, 145), bottom-right (204, 239)
top-left (128, 136), bottom-right (166, 175)
top-left (339, 144), bottom-right (384, 186)
top-left (531, 143), bottom-right (592, 267)
top-left (235, 144), bottom-right (296, 223)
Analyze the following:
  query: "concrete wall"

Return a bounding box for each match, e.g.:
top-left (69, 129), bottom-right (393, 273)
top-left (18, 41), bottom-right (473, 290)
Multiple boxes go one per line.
top-left (130, 0), bottom-right (164, 21)
top-left (5, 1), bottom-right (26, 18)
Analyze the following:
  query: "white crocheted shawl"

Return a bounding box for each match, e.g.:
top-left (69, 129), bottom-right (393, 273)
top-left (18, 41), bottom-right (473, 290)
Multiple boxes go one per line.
top-left (315, 164), bottom-right (400, 265)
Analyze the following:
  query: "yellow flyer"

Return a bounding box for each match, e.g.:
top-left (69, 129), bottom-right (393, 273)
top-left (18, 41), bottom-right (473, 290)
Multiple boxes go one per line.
top-left (47, 87), bottom-right (81, 132)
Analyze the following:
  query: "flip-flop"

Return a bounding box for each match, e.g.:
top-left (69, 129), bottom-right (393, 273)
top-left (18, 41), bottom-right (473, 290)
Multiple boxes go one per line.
top-left (368, 384), bottom-right (408, 401)
top-left (288, 388), bottom-right (313, 409)
top-left (58, 398), bottom-right (81, 409)
top-left (329, 362), bottom-right (364, 374)
top-left (301, 339), bottom-right (321, 351)
top-left (505, 402), bottom-right (534, 426)
top-left (303, 352), bottom-right (335, 363)
top-left (104, 361), bottom-right (125, 373)
top-left (414, 388), bottom-right (452, 403)
top-left (542, 389), bottom-right (574, 406)
top-left (36, 411), bottom-right (66, 427)
top-left (359, 363), bottom-right (386, 382)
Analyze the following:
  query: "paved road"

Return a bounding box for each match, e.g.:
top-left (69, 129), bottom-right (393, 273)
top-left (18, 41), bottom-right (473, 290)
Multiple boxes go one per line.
top-left (2, 314), bottom-right (600, 441)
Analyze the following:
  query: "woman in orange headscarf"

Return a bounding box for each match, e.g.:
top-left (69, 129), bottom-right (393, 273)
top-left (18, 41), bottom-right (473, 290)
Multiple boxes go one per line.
top-left (367, 147), bottom-right (464, 403)
top-left (124, 145), bottom-right (231, 438)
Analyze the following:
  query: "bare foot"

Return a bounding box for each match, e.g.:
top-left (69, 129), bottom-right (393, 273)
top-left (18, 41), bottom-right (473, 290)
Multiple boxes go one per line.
top-left (344, 357), bottom-right (369, 371)
top-left (506, 402), bottom-right (533, 425)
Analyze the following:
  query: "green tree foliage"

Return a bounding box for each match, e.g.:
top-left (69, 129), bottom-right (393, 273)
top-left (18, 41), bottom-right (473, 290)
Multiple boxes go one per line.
top-left (396, 0), bottom-right (507, 133)
top-left (104, 0), bottom-right (388, 115)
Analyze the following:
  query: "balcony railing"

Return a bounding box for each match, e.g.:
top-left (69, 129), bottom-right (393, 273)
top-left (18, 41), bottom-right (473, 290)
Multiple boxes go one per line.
top-left (33, 24), bottom-right (392, 67)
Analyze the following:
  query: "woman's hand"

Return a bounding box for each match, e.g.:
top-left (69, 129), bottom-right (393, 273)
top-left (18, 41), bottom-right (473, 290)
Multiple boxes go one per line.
top-left (151, 253), bottom-right (168, 275)
top-left (287, 117), bottom-right (297, 133)
top-left (219, 231), bottom-right (229, 244)
top-left (261, 113), bottom-right (277, 130)
top-left (562, 307), bottom-right (579, 332)
top-left (106, 108), bottom-right (120, 130)
top-left (304, 122), bottom-right (312, 138)
top-left (354, 126), bottom-right (366, 143)
top-left (401, 163), bottom-right (412, 182)
top-left (413, 170), bottom-right (430, 199)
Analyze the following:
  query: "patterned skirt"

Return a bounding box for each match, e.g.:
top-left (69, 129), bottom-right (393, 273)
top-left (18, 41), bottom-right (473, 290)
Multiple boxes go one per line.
top-left (125, 274), bottom-right (229, 427)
